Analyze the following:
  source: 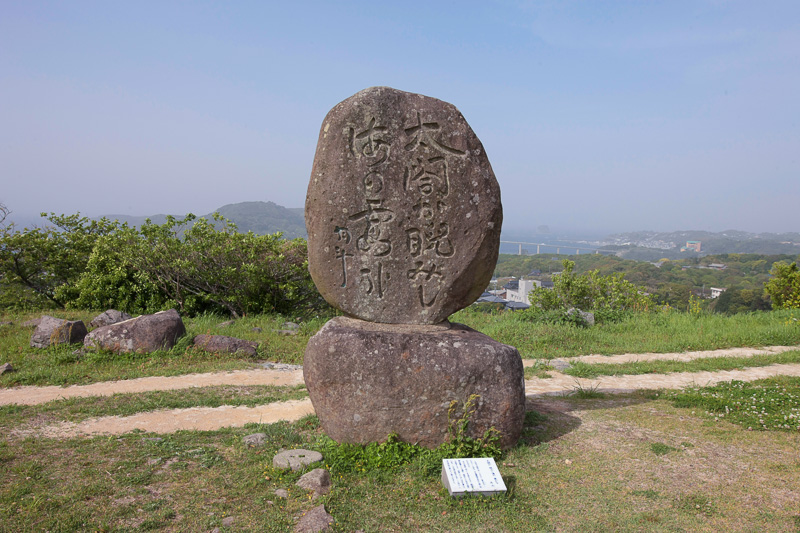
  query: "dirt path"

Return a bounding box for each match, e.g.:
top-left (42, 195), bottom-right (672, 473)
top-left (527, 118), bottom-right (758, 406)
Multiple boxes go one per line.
top-left (4, 345), bottom-right (799, 438)
top-left (521, 345), bottom-right (799, 367)
top-left (524, 362), bottom-right (800, 397)
top-left (12, 399), bottom-right (315, 439)
top-left (0, 368), bottom-right (304, 406)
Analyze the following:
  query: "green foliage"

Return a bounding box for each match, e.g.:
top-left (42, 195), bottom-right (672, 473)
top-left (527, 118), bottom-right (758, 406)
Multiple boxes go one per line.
top-left (1, 211), bottom-right (326, 317)
top-left (713, 286), bottom-right (771, 314)
top-left (670, 377), bottom-right (800, 432)
top-left (764, 262), bottom-right (800, 309)
top-left (0, 213), bottom-right (121, 307)
top-left (525, 259), bottom-right (652, 314)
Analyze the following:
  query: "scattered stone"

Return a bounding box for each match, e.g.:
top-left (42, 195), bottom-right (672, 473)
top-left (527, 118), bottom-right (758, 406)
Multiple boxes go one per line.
top-left (242, 433), bottom-right (267, 447)
top-left (252, 327), bottom-right (263, 333)
top-left (294, 505), bottom-right (334, 532)
top-left (282, 322), bottom-right (300, 331)
top-left (304, 317), bottom-right (525, 449)
top-left (30, 316), bottom-right (88, 348)
top-left (550, 359), bottom-right (572, 371)
top-left (0, 363), bottom-right (14, 374)
top-left (274, 489), bottom-right (289, 499)
top-left (567, 308), bottom-right (595, 326)
top-left (221, 517), bottom-right (235, 527)
top-left (21, 318), bottom-right (42, 328)
top-left (193, 334), bottom-right (258, 357)
top-left (296, 468), bottom-right (331, 497)
top-left (273, 449), bottom-right (323, 471)
top-left (217, 320), bottom-right (235, 328)
top-left (146, 458), bottom-right (161, 466)
top-left (0, 321), bottom-right (12, 327)
top-left (84, 309), bottom-right (186, 354)
top-left (306, 86), bottom-right (502, 324)
top-left (89, 309), bottom-right (133, 329)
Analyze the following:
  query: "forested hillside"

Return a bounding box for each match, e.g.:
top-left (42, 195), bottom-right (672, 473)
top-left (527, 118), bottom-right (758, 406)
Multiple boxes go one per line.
top-left (495, 253), bottom-right (800, 311)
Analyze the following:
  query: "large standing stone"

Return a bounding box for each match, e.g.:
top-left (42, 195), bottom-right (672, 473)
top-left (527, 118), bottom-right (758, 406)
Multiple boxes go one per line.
top-left (303, 317), bottom-right (525, 449)
top-left (83, 309), bottom-right (186, 354)
top-left (306, 86), bottom-right (502, 324)
top-left (30, 316), bottom-right (88, 348)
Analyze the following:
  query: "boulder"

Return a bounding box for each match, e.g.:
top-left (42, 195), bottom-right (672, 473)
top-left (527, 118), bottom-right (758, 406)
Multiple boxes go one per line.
top-left (83, 309), bottom-right (186, 354)
top-left (242, 433), bottom-right (267, 447)
top-left (567, 308), bottom-right (595, 326)
top-left (295, 505), bottom-right (334, 533)
top-left (193, 334), bottom-right (258, 357)
top-left (30, 316), bottom-right (88, 348)
top-left (303, 316), bottom-right (525, 449)
top-left (306, 86), bottom-right (502, 324)
top-left (89, 309), bottom-right (132, 329)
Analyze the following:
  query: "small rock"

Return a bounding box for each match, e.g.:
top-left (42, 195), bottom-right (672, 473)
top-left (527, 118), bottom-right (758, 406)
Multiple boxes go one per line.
top-left (273, 449), bottom-right (323, 471)
top-left (221, 517), bottom-right (234, 527)
top-left (0, 321), bottom-right (13, 327)
top-left (252, 327), bottom-right (263, 333)
top-left (294, 505), bottom-right (334, 532)
top-left (296, 468), bottom-right (331, 496)
top-left (282, 322), bottom-right (301, 331)
top-left (89, 309), bottom-right (133, 329)
top-left (210, 528), bottom-right (220, 533)
top-left (242, 433), bottom-right (267, 447)
top-left (193, 334), bottom-right (258, 357)
top-left (274, 489), bottom-right (289, 499)
top-left (218, 320), bottom-right (235, 328)
top-left (146, 458), bottom-right (161, 466)
top-left (0, 363), bottom-right (14, 374)
top-left (565, 459), bottom-right (572, 465)
top-left (550, 359), bottom-right (571, 371)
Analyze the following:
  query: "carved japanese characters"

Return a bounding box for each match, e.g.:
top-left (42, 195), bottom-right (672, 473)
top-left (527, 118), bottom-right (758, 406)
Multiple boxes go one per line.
top-left (306, 87), bottom-right (502, 324)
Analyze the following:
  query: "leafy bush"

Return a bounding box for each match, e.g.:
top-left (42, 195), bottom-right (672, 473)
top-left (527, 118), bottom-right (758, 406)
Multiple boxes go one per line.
top-left (764, 262), bottom-right (800, 309)
top-left (526, 259), bottom-right (652, 315)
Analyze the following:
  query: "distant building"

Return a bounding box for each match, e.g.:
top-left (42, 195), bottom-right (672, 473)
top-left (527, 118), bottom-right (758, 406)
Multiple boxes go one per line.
top-left (708, 263), bottom-right (727, 270)
top-left (505, 279), bottom-right (541, 305)
top-left (681, 241), bottom-right (701, 252)
top-left (710, 287), bottom-right (727, 299)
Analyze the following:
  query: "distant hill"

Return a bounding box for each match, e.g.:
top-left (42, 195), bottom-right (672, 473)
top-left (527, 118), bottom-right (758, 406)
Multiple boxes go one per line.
top-left (101, 201), bottom-right (307, 239)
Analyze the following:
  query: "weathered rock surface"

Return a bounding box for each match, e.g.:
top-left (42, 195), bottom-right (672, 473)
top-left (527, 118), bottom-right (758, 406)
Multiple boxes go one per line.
top-left (83, 309), bottom-right (186, 354)
top-left (0, 363), bottom-right (13, 374)
top-left (89, 309), bottom-right (132, 329)
top-left (242, 433), bottom-right (267, 447)
top-left (295, 505), bottom-right (334, 533)
top-left (304, 316), bottom-right (525, 449)
top-left (306, 86), bottom-right (502, 324)
top-left (193, 334), bottom-right (258, 357)
top-left (30, 316), bottom-right (88, 348)
top-left (273, 449), bottom-right (323, 471)
top-left (296, 468), bottom-right (331, 496)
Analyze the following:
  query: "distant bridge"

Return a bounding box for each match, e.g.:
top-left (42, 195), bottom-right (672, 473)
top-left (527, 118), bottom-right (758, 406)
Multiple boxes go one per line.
top-left (500, 240), bottom-right (616, 256)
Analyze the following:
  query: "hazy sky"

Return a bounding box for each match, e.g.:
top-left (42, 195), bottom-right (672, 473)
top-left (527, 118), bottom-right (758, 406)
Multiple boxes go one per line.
top-left (2, 1), bottom-right (798, 235)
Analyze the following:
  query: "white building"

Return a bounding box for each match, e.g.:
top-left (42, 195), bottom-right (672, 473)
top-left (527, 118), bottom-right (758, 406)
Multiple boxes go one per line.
top-left (710, 287), bottom-right (727, 299)
top-left (505, 279), bottom-right (541, 305)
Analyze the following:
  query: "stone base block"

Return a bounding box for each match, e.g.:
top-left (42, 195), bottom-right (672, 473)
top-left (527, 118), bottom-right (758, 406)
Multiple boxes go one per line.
top-left (303, 317), bottom-right (525, 449)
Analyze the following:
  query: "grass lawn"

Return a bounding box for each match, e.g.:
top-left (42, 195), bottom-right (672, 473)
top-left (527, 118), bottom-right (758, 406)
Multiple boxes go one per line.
top-left (2, 384), bottom-right (799, 531)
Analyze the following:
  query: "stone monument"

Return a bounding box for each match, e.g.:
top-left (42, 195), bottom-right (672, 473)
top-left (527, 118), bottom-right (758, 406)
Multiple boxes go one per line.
top-left (304, 87), bottom-right (525, 449)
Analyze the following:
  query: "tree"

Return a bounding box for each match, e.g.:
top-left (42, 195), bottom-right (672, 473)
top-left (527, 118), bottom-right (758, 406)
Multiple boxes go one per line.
top-left (764, 262), bottom-right (800, 309)
top-left (0, 213), bottom-right (120, 307)
top-left (527, 259), bottom-right (652, 312)
top-left (0, 203), bottom-right (8, 226)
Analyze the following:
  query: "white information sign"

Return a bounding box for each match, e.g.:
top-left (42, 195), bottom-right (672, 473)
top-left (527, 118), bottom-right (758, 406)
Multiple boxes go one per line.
top-left (441, 457), bottom-right (507, 498)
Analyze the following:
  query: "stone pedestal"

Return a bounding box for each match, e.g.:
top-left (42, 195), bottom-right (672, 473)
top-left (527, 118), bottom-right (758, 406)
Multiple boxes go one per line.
top-left (304, 317), bottom-right (525, 449)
